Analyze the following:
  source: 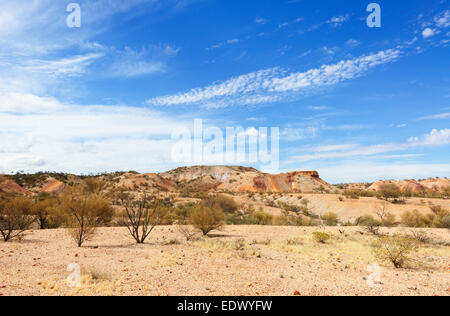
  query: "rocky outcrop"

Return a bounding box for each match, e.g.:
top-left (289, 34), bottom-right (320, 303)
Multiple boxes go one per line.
top-left (0, 179), bottom-right (28, 194)
top-left (366, 178), bottom-right (449, 194)
top-left (161, 166), bottom-right (334, 193)
top-left (40, 178), bottom-right (66, 194)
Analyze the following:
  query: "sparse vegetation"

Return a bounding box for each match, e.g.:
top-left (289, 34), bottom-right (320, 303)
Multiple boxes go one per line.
top-left (189, 205), bottom-right (224, 236)
top-left (312, 231), bottom-right (331, 244)
top-left (372, 235), bottom-right (420, 268)
top-left (61, 183), bottom-right (113, 247)
top-left (0, 195), bottom-right (34, 242)
top-left (377, 183), bottom-right (402, 202)
top-left (117, 192), bottom-right (164, 244)
top-left (321, 212), bottom-right (339, 226)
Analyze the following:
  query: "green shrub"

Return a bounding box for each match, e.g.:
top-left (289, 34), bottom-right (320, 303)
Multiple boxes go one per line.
top-left (372, 235), bottom-right (419, 268)
top-left (312, 231), bottom-right (331, 244)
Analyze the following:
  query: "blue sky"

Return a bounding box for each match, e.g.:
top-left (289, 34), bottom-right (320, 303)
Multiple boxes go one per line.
top-left (0, 0), bottom-right (449, 183)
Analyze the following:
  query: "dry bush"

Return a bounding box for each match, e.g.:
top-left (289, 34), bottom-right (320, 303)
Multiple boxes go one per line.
top-left (202, 194), bottom-right (239, 214)
top-left (251, 211), bottom-right (273, 225)
top-left (0, 195), bottom-right (34, 242)
top-left (356, 214), bottom-right (382, 235)
top-left (31, 193), bottom-right (62, 229)
top-left (117, 193), bottom-right (164, 244)
top-left (442, 185), bottom-right (450, 199)
top-left (61, 186), bottom-right (113, 247)
top-left (374, 203), bottom-right (397, 227)
top-left (176, 224), bottom-right (197, 241)
top-left (372, 235), bottom-right (419, 268)
top-left (410, 230), bottom-right (431, 244)
top-left (321, 212), bottom-right (339, 226)
top-left (251, 238), bottom-right (271, 246)
top-left (401, 210), bottom-right (428, 228)
top-left (399, 209), bottom-right (449, 228)
top-left (312, 231), bottom-right (331, 244)
top-left (232, 238), bottom-right (246, 250)
top-left (189, 205), bottom-right (224, 236)
top-left (286, 237), bottom-right (303, 245)
top-left (442, 215), bottom-right (450, 230)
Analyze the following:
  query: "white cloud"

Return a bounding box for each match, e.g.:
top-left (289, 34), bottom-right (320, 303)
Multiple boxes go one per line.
top-left (281, 127), bottom-right (318, 141)
top-left (408, 129), bottom-right (450, 146)
top-left (326, 14), bottom-right (350, 27)
top-left (307, 106), bottom-right (331, 111)
top-left (147, 49), bottom-right (401, 107)
top-left (435, 10), bottom-right (450, 28)
top-left (0, 93), bottom-right (64, 113)
top-left (255, 17), bottom-right (268, 24)
top-left (106, 46), bottom-right (178, 77)
top-left (422, 27), bottom-right (435, 38)
top-left (206, 39), bottom-right (241, 51)
top-left (21, 54), bottom-right (104, 77)
top-left (316, 162), bottom-right (450, 184)
top-left (306, 144), bottom-right (358, 153)
top-left (418, 112), bottom-right (450, 120)
top-left (346, 39), bottom-right (360, 47)
top-left (291, 129), bottom-right (450, 162)
top-left (0, 92), bottom-right (187, 173)
top-left (0, 1), bottom-right (181, 95)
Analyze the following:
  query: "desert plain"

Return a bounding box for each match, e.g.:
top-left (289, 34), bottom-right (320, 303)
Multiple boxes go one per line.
top-left (0, 225), bottom-right (449, 296)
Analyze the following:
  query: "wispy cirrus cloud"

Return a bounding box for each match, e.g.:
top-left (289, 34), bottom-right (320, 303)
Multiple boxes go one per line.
top-left (417, 112), bottom-right (450, 120)
top-left (205, 38), bottom-right (241, 51)
top-left (147, 49), bottom-right (401, 108)
top-left (326, 14), bottom-right (351, 27)
top-left (20, 53), bottom-right (104, 77)
top-left (106, 45), bottom-right (180, 77)
top-left (291, 129), bottom-right (450, 162)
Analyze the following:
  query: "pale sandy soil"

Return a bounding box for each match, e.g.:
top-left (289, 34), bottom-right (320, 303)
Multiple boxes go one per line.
top-left (0, 226), bottom-right (449, 296)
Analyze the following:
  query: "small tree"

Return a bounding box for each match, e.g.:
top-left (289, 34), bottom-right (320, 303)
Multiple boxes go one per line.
top-left (377, 183), bottom-right (401, 202)
top-left (321, 212), bottom-right (339, 226)
top-left (0, 195), bottom-right (34, 242)
top-left (31, 193), bottom-right (61, 229)
top-left (372, 235), bottom-right (419, 268)
top-left (374, 203), bottom-right (396, 227)
top-left (118, 193), bottom-right (163, 244)
top-left (190, 205), bottom-right (224, 236)
top-left (62, 187), bottom-right (113, 247)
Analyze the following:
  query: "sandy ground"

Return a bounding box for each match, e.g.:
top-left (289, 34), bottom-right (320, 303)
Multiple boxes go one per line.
top-left (0, 226), bottom-right (449, 296)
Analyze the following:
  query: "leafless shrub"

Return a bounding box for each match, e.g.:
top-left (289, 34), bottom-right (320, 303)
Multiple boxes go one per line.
top-left (374, 203), bottom-right (396, 227)
top-left (176, 224), bottom-right (197, 241)
top-left (410, 230), bottom-right (431, 244)
top-left (61, 187), bottom-right (113, 247)
top-left (117, 192), bottom-right (164, 244)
